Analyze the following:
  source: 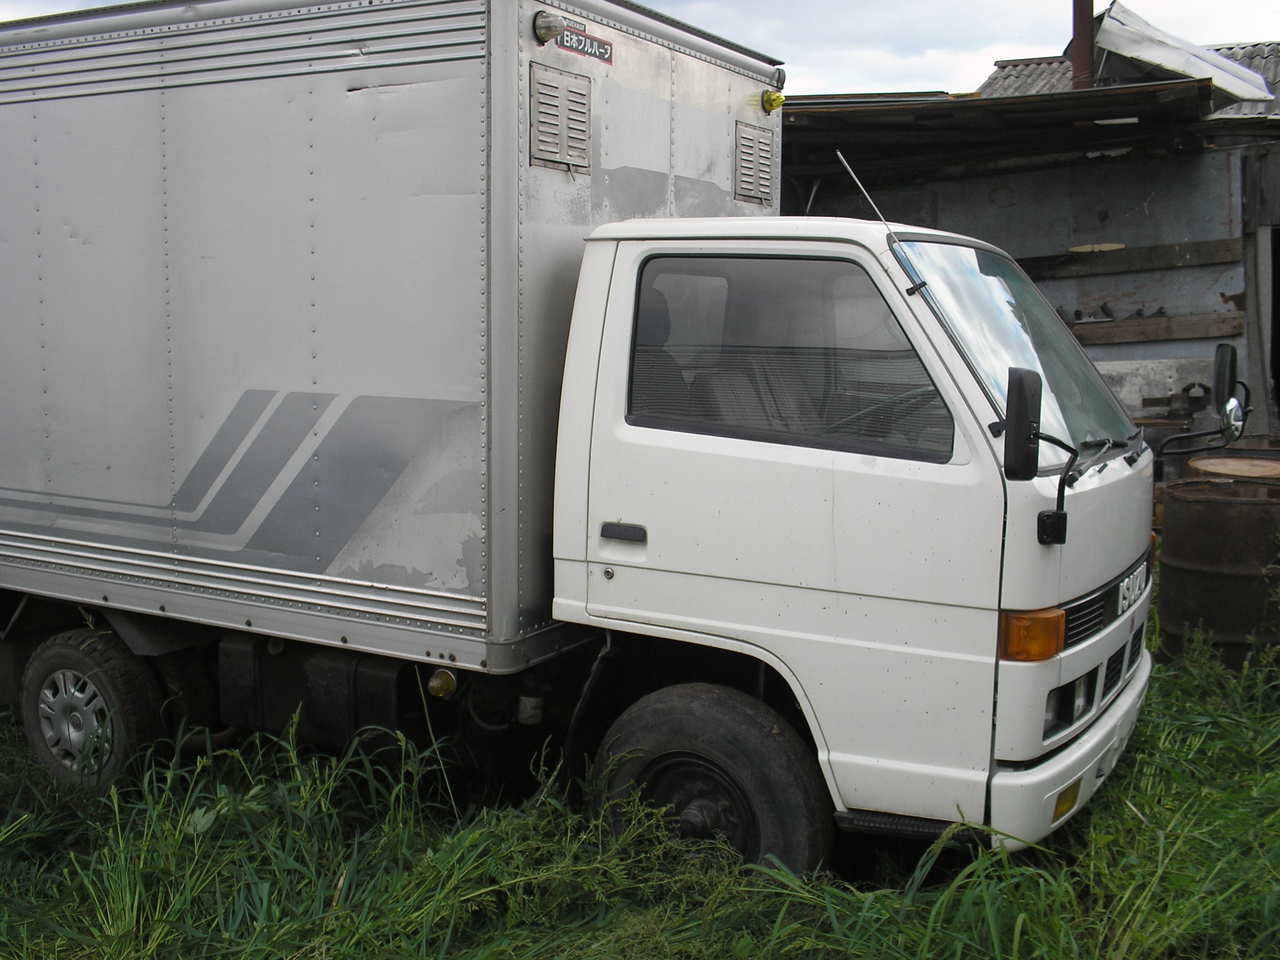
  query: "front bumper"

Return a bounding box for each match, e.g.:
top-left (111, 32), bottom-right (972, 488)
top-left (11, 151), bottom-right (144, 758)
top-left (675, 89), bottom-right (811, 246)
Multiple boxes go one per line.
top-left (989, 647), bottom-right (1151, 850)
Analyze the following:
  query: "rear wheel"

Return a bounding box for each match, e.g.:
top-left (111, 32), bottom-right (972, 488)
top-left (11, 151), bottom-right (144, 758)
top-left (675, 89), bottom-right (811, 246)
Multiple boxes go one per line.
top-left (20, 627), bottom-right (165, 788)
top-left (596, 682), bottom-right (833, 872)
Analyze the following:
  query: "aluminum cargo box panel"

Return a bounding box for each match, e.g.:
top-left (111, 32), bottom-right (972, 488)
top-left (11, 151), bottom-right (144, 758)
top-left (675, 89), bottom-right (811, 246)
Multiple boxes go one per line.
top-left (511, 0), bottom-right (780, 632)
top-left (0, 94), bottom-right (169, 507)
top-left (0, 108), bottom-right (51, 497)
top-left (160, 68), bottom-right (487, 584)
top-left (0, 0), bottom-right (487, 103)
top-left (0, 0), bottom-right (492, 656)
top-left (672, 52), bottom-right (771, 216)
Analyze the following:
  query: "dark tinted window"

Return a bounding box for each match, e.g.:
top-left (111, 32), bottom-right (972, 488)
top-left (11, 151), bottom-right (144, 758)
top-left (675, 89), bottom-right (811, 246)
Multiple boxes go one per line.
top-left (628, 256), bottom-right (953, 463)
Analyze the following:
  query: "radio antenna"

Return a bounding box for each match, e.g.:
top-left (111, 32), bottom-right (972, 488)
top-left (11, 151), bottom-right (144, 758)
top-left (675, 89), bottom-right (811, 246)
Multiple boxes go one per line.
top-left (834, 149), bottom-right (927, 296)
top-left (835, 149), bottom-right (899, 242)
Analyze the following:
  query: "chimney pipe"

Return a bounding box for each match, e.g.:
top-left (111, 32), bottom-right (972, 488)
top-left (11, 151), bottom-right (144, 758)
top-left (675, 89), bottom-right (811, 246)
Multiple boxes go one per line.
top-left (1071, 0), bottom-right (1094, 89)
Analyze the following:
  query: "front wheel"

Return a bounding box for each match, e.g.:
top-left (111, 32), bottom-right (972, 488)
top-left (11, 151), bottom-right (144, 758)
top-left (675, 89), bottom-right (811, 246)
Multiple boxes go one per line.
top-left (20, 627), bottom-right (165, 788)
top-left (596, 682), bottom-right (833, 872)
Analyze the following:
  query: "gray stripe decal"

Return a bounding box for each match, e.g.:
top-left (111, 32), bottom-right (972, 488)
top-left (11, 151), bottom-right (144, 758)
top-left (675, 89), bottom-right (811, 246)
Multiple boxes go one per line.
top-left (194, 392), bottom-right (334, 534)
top-left (0, 391), bottom-right (331, 532)
top-left (245, 396), bottom-right (470, 571)
top-left (0, 396), bottom-right (484, 593)
top-left (0, 388), bottom-right (276, 512)
top-left (171, 389), bottom-right (276, 511)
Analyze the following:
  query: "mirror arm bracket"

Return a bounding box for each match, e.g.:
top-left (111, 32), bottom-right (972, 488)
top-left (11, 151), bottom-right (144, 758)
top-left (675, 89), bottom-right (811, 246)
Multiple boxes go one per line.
top-left (1154, 423), bottom-right (1243, 480)
top-left (1034, 432), bottom-right (1077, 546)
top-left (1153, 375), bottom-right (1251, 482)
top-left (1157, 427), bottom-right (1229, 459)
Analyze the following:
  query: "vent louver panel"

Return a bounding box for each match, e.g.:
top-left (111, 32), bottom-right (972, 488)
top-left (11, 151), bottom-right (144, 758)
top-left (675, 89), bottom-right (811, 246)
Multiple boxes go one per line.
top-left (735, 120), bottom-right (774, 203)
top-left (1103, 648), bottom-right (1126, 696)
top-left (530, 62), bottom-right (591, 169)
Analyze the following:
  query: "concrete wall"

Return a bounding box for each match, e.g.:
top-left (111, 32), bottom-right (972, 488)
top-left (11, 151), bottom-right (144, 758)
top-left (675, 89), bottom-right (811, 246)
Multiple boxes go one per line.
top-left (805, 147), bottom-right (1260, 430)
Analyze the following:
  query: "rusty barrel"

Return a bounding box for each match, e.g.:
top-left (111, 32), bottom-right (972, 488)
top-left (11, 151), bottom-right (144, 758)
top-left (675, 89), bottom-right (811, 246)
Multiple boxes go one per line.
top-left (1187, 456), bottom-right (1280, 480)
top-left (1187, 435), bottom-right (1280, 479)
top-left (1160, 478), bottom-right (1280, 665)
top-left (1221, 434), bottom-right (1280, 452)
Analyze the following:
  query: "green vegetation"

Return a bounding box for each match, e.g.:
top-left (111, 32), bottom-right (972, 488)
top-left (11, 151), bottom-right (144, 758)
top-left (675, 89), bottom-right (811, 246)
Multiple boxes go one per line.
top-left (0, 632), bottom-right (1276, 959)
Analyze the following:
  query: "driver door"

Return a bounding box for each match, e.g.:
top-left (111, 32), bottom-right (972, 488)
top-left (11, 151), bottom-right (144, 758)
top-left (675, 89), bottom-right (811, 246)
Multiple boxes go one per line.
top-left (583, 238), bottom-right (1004, 823)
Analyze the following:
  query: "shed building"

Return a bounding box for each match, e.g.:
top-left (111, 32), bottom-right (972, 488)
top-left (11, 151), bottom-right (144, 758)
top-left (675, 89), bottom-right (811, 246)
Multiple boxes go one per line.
top-left (782, 3), bottom-right (1280, 441)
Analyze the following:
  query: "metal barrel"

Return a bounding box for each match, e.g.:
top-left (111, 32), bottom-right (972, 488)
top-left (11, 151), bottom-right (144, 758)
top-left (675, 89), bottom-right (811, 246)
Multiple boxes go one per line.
top-left (1187, 455), bottom-right (1280, 480)
top-left (1186, 435), bottom-right (1280, 480)
top-left (1159, 478), bottom-right (1280, 665)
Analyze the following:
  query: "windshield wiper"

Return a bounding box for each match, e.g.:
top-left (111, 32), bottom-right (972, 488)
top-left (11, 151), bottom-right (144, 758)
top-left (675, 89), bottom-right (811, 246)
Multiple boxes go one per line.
top-left (1123, 427), bottom-right (1145, 464)
top-left (1067, 437), bottom-right (1128, 486)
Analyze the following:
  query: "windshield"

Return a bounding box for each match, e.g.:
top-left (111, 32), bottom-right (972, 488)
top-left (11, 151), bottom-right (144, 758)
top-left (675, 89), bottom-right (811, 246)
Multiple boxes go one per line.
top-left (898, 240), bottom-right (1135, 467)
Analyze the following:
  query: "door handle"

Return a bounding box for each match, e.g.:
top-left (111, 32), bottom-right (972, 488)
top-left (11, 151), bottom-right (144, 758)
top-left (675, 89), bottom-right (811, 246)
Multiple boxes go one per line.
top-left (601, 522), bottom-right (647, 544)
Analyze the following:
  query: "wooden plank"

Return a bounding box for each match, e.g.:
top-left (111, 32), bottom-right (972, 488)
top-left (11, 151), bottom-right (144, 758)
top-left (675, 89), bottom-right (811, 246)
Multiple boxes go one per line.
top-left (1243, 146), bottom-right (1279, 233)
top-left (1069, 311), bottom-right (1244, 345)
top-left (1021, 238), bottom-right (1242, 281)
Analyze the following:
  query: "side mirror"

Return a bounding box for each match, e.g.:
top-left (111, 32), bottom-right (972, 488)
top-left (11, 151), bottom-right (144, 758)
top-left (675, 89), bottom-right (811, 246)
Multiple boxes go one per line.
top-left (1213, 344), bottom-right (1243, 442)
top-left (1155, 341), bottom-right (1250, 478)
top-left (1004, 367), bottom-right (1043, 481)
top-left (1212, 343), bottom-right (1237, 406)
top-left (1222, 396), bottom-right (1245, 443)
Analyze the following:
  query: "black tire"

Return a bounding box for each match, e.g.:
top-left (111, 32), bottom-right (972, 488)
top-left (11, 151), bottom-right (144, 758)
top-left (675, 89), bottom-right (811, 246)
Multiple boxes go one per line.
top-left (596, 682), bottom-right (833, 872)
top-left (20, 627), bottom-right (165, 788)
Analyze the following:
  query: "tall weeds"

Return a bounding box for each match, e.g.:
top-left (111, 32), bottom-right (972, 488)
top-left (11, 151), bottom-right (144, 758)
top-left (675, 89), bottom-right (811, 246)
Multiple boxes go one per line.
top-left (0, 633), bottom-right (1275, 959)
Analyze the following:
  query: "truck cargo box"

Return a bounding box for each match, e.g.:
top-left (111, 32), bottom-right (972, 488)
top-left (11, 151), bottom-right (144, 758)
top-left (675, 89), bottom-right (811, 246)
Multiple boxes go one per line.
top-left (0, 0), bottom-right (783, 672)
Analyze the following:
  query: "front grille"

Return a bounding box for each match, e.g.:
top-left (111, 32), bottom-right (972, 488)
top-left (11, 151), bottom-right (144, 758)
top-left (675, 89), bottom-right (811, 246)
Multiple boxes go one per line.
top-left (1128, 628), bottom-right (1144, 672)
top-left (1061, 551), bottom-right (1150, 649)
top-left (1103, 648), bottom-right (1125, 695)
top-left (1064, 594), bottom-right (1108, 647)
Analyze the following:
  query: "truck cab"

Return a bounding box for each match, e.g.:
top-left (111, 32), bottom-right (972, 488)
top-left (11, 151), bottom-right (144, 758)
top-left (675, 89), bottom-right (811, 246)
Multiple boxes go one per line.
top-left (554, 216), bottom-right (1153, 860)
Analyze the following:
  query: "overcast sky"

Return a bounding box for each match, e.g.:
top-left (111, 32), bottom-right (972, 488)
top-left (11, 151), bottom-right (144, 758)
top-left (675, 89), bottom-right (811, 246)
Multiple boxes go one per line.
top-left (1, 0), bottom-right (1278, 94)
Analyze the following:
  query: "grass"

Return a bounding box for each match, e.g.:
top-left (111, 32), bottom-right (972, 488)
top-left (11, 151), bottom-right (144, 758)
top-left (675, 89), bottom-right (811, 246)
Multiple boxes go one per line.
top-left (0, 630), bottom-right (1276, 959)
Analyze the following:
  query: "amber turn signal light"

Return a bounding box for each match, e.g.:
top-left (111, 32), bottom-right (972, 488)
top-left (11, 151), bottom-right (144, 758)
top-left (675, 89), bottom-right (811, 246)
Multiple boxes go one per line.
top-left (1053, 777), bottom-right (1082, 822)
top-left (1000, 607), bottom-right (1065, 661)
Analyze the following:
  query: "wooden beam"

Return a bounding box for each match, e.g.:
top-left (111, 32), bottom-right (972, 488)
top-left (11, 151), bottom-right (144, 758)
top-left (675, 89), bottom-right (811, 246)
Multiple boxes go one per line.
top-left (1021, 238), bottom-right (1242, 281)
top-left (1243, 146), bottom-right (1278, 234)
top-left (1069, 311), bottom-right (1243, 345)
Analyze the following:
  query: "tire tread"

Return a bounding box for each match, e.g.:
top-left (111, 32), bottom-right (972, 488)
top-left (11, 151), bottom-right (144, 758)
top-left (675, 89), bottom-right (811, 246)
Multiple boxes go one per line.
top-left (597, 682), bottom-right (833, 871)
top-left (20, 626), bottom-right (165, 787)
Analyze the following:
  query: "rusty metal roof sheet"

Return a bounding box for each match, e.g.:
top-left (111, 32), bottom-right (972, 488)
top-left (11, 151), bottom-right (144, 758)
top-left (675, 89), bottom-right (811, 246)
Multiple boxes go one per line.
top-left (1096, 4), bottom-right (1271, 103)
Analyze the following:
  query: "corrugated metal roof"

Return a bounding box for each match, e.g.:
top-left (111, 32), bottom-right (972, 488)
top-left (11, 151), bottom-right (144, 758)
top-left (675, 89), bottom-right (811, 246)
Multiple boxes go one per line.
top-left (783, 78), bottom-right (1212, 180)
top-left (1208, 42), bottom-right (1280, 117)
top-left (977, 44), bottom-right (1279, 118)
top-left (978, 57), bottom-right (1073, 98)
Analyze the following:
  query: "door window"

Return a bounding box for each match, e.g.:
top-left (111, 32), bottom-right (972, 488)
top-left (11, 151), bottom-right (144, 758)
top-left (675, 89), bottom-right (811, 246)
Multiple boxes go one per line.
top-left (628, 256), bottom-right (954, 463)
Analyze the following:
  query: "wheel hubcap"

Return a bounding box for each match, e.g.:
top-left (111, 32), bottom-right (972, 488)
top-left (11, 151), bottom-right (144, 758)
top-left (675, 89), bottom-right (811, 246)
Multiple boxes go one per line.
top-left (36, 669), bottom-right (112, 772)
top-left (640, 752), bottom-right (759, 859)
top-left (678, 797), bottom-right (722, 837)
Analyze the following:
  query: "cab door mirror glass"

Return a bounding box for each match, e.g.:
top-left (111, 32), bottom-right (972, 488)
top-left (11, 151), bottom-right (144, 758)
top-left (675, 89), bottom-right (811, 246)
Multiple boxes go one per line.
top-left (1004, 366), bottom-right (1043, 481)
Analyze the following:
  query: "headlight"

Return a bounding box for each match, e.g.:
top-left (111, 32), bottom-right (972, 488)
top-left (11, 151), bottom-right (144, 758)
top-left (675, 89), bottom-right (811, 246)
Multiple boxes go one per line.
top-left (1044, 668), bottom-right (1097, 736)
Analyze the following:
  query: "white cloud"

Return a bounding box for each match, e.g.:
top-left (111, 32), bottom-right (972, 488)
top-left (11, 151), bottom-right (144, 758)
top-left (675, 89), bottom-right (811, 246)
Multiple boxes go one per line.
top-left (777, 42), bottom-right (1065, 95)
top-left (646, 0), bottom-right (1280, 92)
top-left (0, 0), bottom-right (121, 22)
top-left (2, 0), bottom-right (1278, 94)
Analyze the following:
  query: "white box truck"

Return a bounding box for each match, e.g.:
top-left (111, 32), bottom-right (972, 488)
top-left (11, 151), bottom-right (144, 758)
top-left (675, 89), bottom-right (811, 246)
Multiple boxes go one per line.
top-left (0, 0), bottom-right (1156, 870)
